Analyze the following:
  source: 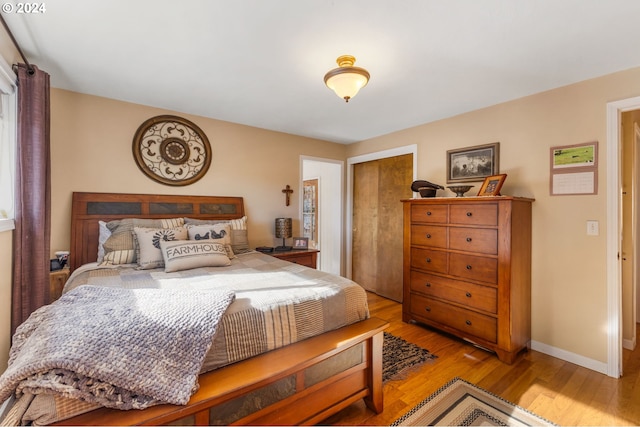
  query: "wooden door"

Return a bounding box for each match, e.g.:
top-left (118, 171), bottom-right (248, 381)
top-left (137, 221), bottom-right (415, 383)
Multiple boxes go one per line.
top-left (352, 154), bottom-right (413, 302)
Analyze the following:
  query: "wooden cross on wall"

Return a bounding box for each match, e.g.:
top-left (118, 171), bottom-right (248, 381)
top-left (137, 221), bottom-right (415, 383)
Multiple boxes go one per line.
top-left (282, 185), bottom-right (293, 206)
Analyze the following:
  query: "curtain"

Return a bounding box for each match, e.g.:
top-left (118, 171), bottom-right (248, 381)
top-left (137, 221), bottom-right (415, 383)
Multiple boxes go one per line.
top-left (11, 64), bottom-right (51, 335)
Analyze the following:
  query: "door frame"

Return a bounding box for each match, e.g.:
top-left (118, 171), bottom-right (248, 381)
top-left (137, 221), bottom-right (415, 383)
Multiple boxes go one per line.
top-left (300, 156), bottom-right (343, 275)
top-left (606, 96), bottom-right (640, 378)
top-left (346, 144), bottom-right (418, 279)
top-left (636, 123), bottom-right (640, 329)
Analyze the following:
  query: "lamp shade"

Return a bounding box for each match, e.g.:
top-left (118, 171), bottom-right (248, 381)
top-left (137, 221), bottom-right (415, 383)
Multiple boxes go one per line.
top-left (324, 55), bottom-right (370, 102)
top-left (275, 218), bottom-right (292, 239)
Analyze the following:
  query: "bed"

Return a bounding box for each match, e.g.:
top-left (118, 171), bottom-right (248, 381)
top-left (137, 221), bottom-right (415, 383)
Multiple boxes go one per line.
top-left (0, 192), bottom-right (388, 426)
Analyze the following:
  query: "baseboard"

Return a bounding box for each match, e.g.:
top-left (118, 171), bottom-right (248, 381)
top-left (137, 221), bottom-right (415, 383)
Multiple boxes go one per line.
top-left (623, 336), bottom-right (636, 351)
top-left (530, 340), bottom-right (608, 375)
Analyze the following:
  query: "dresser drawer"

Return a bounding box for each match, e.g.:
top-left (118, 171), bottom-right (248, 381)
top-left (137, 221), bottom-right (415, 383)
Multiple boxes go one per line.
top-left (410, 271), bottom-right (497, 314)
top-left (411, 204), bottom-right (448, 224)
top-left (449, 253), bottom-right (497, 284)
top-left (449, 227), bottom-right (498, 254)
top-left (410, 294), bottom-right (497, 343)
top-left (411, 247), bottom-right (448, 274)
top-left (450, 203), bottom-right (498, 226)
top-left (411, 225), bottom-right (447, 248)
top-left (271, 250), bottom-right (318, 269)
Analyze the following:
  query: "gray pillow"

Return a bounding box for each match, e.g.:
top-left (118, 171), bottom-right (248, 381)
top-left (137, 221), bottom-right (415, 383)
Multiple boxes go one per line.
top-left (160, 240), bottom-right (231, 272)
top-left (101, 218), bottom-right (184, 265)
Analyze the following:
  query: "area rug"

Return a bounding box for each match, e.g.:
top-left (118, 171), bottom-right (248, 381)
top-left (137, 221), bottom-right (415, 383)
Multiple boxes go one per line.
top-left (391, 377), bottom-right (556, 426)
top-left (383, 332), bottom-right (437, 383)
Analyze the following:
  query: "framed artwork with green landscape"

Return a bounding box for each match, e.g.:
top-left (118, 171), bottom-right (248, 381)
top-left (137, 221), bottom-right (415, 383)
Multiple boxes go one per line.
top-left (552, 142), bottom-right (597, 169)
top-left (550, 141), bottom-right (598, 195)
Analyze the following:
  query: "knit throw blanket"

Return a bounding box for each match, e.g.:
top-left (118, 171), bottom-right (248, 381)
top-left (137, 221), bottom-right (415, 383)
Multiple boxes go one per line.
top-left (0, 285), bottom-right (235, 410)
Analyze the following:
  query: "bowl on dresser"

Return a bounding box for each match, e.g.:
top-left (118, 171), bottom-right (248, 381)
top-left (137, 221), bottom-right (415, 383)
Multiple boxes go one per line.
top-left (446, 185), bottom-right (474, 197)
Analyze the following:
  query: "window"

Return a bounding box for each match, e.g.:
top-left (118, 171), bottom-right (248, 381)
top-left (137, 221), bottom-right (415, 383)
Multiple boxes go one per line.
top-left (0, 55), bottom-right (16, 232)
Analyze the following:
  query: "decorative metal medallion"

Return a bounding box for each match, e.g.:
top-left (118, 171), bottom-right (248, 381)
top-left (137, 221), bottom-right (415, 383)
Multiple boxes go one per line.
top-left (132, 115), bottom-right (212, 186)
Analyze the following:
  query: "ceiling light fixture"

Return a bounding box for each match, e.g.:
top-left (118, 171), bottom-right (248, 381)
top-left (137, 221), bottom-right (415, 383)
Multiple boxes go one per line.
top-left (324, 55), bottom-right (370, 103)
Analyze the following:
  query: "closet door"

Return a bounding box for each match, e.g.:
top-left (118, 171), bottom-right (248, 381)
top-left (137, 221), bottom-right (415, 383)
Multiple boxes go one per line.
top-left (352, 154), bottom-right (413, 302)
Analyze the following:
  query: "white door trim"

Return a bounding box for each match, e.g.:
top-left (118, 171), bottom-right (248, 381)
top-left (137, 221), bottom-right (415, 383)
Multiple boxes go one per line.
top-left (345, 144), bottom-right (418, 279)
top-left (635, 123), bottom-right (640, 333)
top-left (606, 96), bottom-right (640, 378)
top-left (300, 156), bottom-right (344, 274)
top-left (630, 122), bottom-right (640, 350)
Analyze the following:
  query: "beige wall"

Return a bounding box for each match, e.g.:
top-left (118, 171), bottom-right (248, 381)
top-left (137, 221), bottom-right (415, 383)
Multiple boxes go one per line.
top-left (347, 67), bottom-right (640, 365)
top-left (50, 89), bottom-right (347, 256)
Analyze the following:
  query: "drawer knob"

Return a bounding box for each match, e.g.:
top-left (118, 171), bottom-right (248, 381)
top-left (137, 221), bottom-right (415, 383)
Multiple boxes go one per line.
top-left (466, 292), bottom-right (472, 298)
top-left (466, 320), bottom-right (472, 326)
top-left (426, 233), bottom-right (432, 239)
top-left (425, 307), bottom-right (431, 312)
top-left (466, 237), bottom-right (472, 242)
top-left (426, 211), bottom-right (432, 216)
top-left (466, 264), bottom-right (472, 270)
top-left (425, 282), bottom-right (432, 288)
top-left (466, 212), bottom-right (473, 217)
top-left (426, 257), bottom-right (432, 263)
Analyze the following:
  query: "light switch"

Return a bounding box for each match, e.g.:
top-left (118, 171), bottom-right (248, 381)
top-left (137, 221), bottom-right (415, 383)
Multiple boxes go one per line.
top-left (587, 220), bottom-right (599, 236)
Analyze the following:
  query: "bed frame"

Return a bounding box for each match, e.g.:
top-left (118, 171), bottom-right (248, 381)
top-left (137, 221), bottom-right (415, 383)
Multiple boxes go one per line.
top-left (57, 192), bottom-right (387, 426)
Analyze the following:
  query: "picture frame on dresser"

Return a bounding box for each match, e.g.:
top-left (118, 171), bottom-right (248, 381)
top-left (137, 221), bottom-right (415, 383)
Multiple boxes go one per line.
top-left (292, 237), bottom-right (309, 250)
top-left (446, 142), bottom-right (500, 184)
top-left (477, 173), bottom-right (507, 196)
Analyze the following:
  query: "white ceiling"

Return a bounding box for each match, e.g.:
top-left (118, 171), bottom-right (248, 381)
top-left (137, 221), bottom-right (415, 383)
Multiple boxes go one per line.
top-left (5, 0), bottom-right (640, 144)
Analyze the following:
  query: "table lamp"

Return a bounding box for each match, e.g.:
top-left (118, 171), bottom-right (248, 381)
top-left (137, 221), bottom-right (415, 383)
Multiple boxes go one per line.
top-left (275, 218), bottom-right (292, 251)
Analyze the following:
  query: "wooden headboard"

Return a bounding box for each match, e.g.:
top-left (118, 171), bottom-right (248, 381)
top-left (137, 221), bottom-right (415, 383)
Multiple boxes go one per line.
top-left (70, 192), bottom-right (245, 271)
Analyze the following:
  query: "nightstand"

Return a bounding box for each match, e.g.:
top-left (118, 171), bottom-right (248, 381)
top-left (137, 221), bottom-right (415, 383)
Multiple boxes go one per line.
top-left (271, 249), bottom-right (319, 269)
top-left (49, 268), bottom-right (70, 303)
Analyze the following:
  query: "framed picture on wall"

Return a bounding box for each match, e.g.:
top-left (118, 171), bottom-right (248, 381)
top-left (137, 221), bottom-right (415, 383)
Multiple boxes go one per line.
top-left (447, 142), bottom-right (500, 184)
top-left (550, 141), bottom-right (598, 195)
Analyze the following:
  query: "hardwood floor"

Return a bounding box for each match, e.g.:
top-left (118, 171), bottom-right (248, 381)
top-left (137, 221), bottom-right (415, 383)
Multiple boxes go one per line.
top-left (325, 292), bottom-right (640, 426)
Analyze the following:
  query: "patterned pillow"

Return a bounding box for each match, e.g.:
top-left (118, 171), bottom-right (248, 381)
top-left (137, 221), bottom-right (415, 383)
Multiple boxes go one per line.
top-left (184, 223), bottom-right (235, 258)
top-left (133, 226), bottom-right (188, 270)
top-left (186, 223), bottom-right (231, 243)
top-left (160, 240), bottom-right (231, 273)
top-left (184, 216), bottom-right (249, 254)
top-left (100, 218), bottom-right (184, 265)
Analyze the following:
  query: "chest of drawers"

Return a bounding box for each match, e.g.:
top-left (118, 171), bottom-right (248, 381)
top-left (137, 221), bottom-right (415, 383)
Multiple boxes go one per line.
top-left (402, 196), bottom-right (533, 364)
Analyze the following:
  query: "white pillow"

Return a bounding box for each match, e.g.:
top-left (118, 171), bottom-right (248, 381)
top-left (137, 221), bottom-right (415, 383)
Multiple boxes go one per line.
top-left (160, 240), bottom-right (231, 273)
top-left (133, 226), bottom-right (188, 270)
